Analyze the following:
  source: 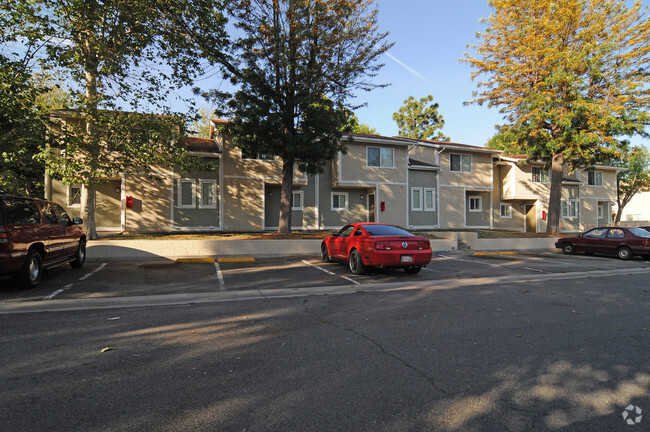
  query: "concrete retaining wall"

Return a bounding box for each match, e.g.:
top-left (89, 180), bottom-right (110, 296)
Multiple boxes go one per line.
top-left (87, 233), bottom-right (559, 260)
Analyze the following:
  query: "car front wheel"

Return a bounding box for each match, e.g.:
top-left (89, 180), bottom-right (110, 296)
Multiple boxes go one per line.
top-left (321, 243), bottom-right (332, 263)
top-left (70, 240), bottom-right (86, 268)
top-left (561, 243), bottom-right (576, 255)
top-left (617, 246), bottom-right (633, 260)
top-left (349, 249), bottom-right (367, 275)
top-left (18, 249), bottom-right (43, 289)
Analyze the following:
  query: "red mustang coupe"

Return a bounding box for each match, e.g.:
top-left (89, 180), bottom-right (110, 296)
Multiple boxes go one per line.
top-left (321, 223), bottom-right (432, 274)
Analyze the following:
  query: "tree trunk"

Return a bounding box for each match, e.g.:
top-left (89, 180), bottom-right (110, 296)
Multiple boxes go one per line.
top-left (278, 158), bottom-right (293, 236)
top-left (546, 153), bottom-right (564, 235)
top-left (81, 184), bottom-right (99, 239)
top-left (83, 40), bottom-right (100, 240)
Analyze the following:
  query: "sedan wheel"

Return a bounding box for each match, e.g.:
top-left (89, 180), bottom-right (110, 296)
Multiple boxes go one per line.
top-left (349, 249), bottom-right (367, 275)
top-left (617, 246), bottom-right (633, 260)
top-left (561, 243), bottom-right (576, 255)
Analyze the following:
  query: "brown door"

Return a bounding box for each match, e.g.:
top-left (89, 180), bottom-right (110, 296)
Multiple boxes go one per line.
top-left (525, 205), bottom-right (536, 232)
top-left (368, 194), bottom-right (375, 222)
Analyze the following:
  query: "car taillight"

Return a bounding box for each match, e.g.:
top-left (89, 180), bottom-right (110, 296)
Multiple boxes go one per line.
top-left (0, 232), bottom-right (8, 244)
top-left (375, 241), bottom-right (391, 250)
top-left (418, 240), bottom-right (430, 250)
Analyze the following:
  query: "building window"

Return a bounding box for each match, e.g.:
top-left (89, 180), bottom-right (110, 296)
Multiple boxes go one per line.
top-left (411, 187), bottom-right (423, 211)
top-left (331, 192), bottom-right (348, 211)
top-left (588, 171), bottom-right (603, 186)
top-left (598, 203), bottom-right (604, 219)
top-left (532, 167), bottom-right (549, 183)
top-left (450, 154), bottom-right (472, 172)
top-left (561, 200), bottom-right (578, 218)
top-left (198, 180), bottom-right (217, 209)
top-left (500, 203), bottom-right (512, 218)
top-left (178, 179), bottom-right (195, 208)
top-left (468, 196), bottom-right (482, 212)
top-left (292, 191), bottom-right (304, 211)
top-left (68, 184), bottom-right (82, 207)
top-left (424, 188), bottom-right (436, 211)
top-left (367, 147), bottom-right (394, 168)
top-left (241, 149), bottom-right (274, 161)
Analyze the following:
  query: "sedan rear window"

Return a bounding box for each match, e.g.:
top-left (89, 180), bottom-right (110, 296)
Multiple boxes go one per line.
top-left (629, 227), bottom-right (650, 238)
top-left (361, 224), bottom-right (414, 237)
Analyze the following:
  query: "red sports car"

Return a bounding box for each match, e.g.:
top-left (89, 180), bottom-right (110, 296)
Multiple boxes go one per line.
top-left (321, 223), bottom-right (432, 274)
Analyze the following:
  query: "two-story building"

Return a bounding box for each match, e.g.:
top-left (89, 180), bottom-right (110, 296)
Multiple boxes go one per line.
top-left (46, 118), bottom-right (622, 234)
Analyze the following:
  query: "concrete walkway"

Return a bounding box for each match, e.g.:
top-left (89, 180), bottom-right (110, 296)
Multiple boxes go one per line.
top-left (87, 233), bottom-right (559, 260)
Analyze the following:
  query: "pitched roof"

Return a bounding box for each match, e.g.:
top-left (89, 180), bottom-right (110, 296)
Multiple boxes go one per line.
top-left (182, 137), bottom-right (220, 154)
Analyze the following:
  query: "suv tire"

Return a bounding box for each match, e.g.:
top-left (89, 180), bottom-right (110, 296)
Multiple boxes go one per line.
top-left (70, 240), bottom-right (86, 268)
top-left (18, 249), bottom-right (43, 289)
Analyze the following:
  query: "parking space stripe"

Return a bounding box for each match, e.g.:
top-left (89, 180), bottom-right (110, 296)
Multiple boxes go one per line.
top-left (43, 263), bottom-right (107, 301)
top-left (214, 262), bottom-right (225, 291)
top-left (79, 263), bottom-right (107, 281)
top-left (301, 260), bottom-right (360, 285)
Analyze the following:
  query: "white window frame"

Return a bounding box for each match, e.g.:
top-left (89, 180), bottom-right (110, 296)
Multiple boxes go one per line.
top-left (588, 171), bottom-right (603, 186)
top-left (241, 149), bottom-right (275, 161)
top-left (178, 179), bottom-right (196, 209)
top-left (468, 196), bottom-right (482, 212)
top-left (500, 203), bottom-right (512, 218)
top-left (331, 192), bottom-right (349, 211)
top-left (531, 167), bottom-right (550, 183)
top-left (424, 188), bottom-right (436, 211)
top-left (411, 187), bottom-right (423, 211)
top-left (450, 154), bottom-right (472, 173)
top-left (561, 200), bottom-right (578, 218)
top-left (198, 180), bottom-right (217, 209)
top-left (292, 190), bottom-right (304, 211)
top-left (367, 146), bottom-right (394, 168)
top-left (598, 203), bottom-right (604, 219)
top-left (68, 184), bottom-right (82, 208)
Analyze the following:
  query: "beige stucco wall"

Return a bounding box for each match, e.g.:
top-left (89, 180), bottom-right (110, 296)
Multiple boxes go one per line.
top-left (578, 169), bottom-right (617, 200)
top-left (222, 176), bottom-right (265, 231)
top-left (439, 186), bottom-right (465, 229)
top-left (376, 183), bottom-right (407, 227)
top-left (334, 142), bottom-right (408, 186)
top-left (439, 151), bottom-right (493, 188)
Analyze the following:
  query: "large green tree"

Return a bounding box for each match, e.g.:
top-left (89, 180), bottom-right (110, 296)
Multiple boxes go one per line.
top-left (212, 0), bottom-right (391, 235)
top-left (464, 0), bottom-right (650, 234)
top-left (392, 95), bottom-right (449, 141)
top-left (11, 0), bottom-right (229, 239)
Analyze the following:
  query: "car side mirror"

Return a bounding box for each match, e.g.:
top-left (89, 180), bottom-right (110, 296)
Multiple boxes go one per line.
top-left (72, 217), bottom-right (83, 225)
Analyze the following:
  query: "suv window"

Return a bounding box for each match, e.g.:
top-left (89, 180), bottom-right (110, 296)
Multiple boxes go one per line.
top-left (41, 203), bottom-right (58, 224)
top-left (52, 203), bottom-right (72, 226)
top-left (4, 198), bottom-right (42, 225)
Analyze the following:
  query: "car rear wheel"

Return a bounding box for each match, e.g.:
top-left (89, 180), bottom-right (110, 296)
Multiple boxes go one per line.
top-left (349, 249), bottom-right (367, 275)
top-left (617, 246), bottom-right (633, 260)
top-left (561, 242), bottom-right (576, 255)
top-left (403, 266), bottom-right (421, 274)
top-left (70, 240), bottom-right (86, 268)
top-left (18, 249), bottom-right (43, 289)
top-left (320, 243), bottom-right (332, 263)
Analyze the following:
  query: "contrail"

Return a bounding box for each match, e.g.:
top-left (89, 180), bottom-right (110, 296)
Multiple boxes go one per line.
top-left (385, 52), bottom-right (426, 80)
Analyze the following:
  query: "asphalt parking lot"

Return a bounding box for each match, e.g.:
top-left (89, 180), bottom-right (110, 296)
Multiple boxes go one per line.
top-left (1, 251), bottom-right (649, 304)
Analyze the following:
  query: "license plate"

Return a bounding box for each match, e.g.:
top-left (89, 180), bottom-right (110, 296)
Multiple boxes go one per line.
top-left (400, 255), bottom-right (413, 263)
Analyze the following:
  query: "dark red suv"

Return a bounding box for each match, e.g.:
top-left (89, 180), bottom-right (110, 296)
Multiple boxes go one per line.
top-left (0, 193), bottom-right (86, 288)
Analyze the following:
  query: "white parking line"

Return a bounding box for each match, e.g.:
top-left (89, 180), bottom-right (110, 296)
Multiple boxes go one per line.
top-left (214, 262), bottom-right (225, 291)
top-left (524, 267), bottom-right (546, 273)
top-left (43, 263), bottom-right (107, 301)
top-left (301, 260), bottom-right (360, 285)
top-left (438, 256), bottom-right (502, 268)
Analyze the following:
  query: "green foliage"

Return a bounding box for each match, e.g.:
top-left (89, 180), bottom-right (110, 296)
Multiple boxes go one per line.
top-left (464, 0), bottom-right (650, 233)
top-left (392, 95), bottom-right (449, 141)
top-left (347, 113), bottom-right (377, 135)
top-left (614, 146), bottom-right (650, 223)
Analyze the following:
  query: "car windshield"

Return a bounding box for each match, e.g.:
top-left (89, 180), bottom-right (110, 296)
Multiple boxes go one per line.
top-left (628, 227), bottom-right (650, 238)
top-left (361, 224), bottom-right (414, 237)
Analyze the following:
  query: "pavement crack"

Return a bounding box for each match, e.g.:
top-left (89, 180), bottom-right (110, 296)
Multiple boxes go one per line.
top-left (303, 303), bottom-right (448, 396)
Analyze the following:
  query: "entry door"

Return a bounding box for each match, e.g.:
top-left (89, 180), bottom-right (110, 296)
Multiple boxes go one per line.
top-left (368, 194), bottom-right (375, 222)
top-left (525, 205), bottom-right (536, 232)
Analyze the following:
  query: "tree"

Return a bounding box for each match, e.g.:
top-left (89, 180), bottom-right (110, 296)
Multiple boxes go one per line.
top-left (348, 113), bottom-right (377, 135)
top-left (614, 146), bottom-right (650, 223)
top-left (213, 0), bottom-right (391, 235)
top-left (464, 0), bottom-right (650, 234)
top-left (12, 0), bottom-right (230, 239)
top-left (392, 95), bottom-right (449, 141)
